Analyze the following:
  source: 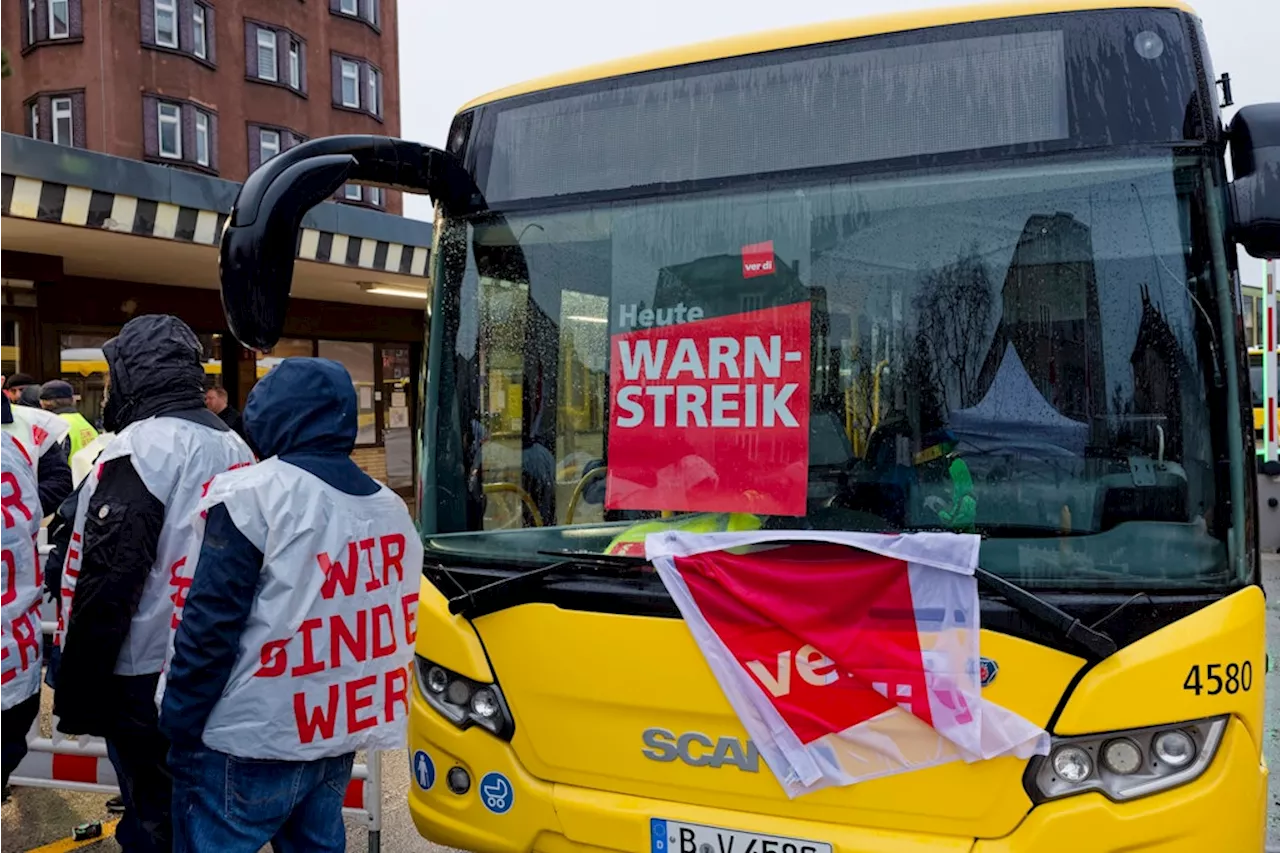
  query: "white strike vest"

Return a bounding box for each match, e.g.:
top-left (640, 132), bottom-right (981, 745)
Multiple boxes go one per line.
top-left (60, 416), bottom-right (254, 675)
top-left (165, 459), bottom-right (423, 760)
top-left (3, 407), bottom-right (71, 492)
top-left (2, 433), bottom-right (44, 709)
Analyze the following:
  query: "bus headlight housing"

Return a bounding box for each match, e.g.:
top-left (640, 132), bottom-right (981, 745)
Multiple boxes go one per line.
top-left (1027, 716), bottom-right (1226, 803)
top-left (415, 656), bottom-right (515, 741)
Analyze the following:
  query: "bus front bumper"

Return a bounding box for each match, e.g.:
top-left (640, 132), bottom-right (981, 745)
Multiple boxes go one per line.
top-left (407, 716), bottom-right (1267, 853)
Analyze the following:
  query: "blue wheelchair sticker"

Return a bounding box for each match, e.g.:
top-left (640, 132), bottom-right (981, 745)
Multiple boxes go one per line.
top-left (411, 750), bottom-right (435, 792)
top-left (479, 771), bottom-right (513, 814)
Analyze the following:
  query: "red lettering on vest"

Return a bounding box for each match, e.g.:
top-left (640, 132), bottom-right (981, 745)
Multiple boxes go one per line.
top-left (168, 557), bottom-right (191, 629)
top-left (400, 592), bottom-right (418, 645)
top-left (1, 472), bottom-right (33, 526)
top-left (291, 617), bottom-right (326, 676)
top-left (380, 534), bottom-right (406, 585)
top-left (345, 674), bottom-right (378, 734)
top-left (384, 663), bottom-right (410, 723)
top-left (359, 538), bottom-right (380, 592)
top-left (256, 639), bottom-right (290, 677)
top-left (31, 424), bottom-right (48, 447)
top-left (1, 550), bottom-right (15, 606)
top-left (318, 543), bottom-right (360, 600)
top-left (371, 604), bottom-right (396, 659)
top-left (294, 685), bottom-right (340, 743)
top-left (13, 605), bottom-right (40, 671)
top-left (330, 610), bottom-right (368, 668)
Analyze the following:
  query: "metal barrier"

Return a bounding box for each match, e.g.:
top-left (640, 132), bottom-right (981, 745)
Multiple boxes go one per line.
top-left (14, 558), bottom-right (385, 852)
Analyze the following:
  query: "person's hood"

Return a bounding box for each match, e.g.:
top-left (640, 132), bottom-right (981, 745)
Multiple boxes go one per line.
top-left (16, 385), bottom-right (42, 408)
top-left (102, 315), bottom-right (208, 432)
top-left (243, 357), bottom-right (358, 459)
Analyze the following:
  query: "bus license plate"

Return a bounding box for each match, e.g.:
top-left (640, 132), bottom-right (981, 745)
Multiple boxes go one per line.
top-left (651, 818), bottom-right (832, 853)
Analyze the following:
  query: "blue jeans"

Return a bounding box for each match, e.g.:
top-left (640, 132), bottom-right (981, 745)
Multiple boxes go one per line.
top-left (169, 745), bottom-right (354, 853)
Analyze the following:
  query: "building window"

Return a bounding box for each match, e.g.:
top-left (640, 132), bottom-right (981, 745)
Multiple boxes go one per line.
top-left (158, 102), bottom-right (182, 159)
top-left (256, 28), bottom-right (277, 82)
top-left (154, 0), bottom-right (177, 48)
top-left (339, 59), bottom-right (360, 108)
top-left (367, 68), bottom-right (381, 118)
top-left (49, 0), bottom-right (69, 38)
top-left (51, 97), bottom-right (73, 146)
top-left (344, 184), bottom-right (363, 201)
top-left (288, 40), bottom-right (301, 90)
top-left (369, 186), bottom-right (384, 207)
top-left (259, 128), bottom-right (281, 163)
top-left (192, 4), bottom-right (207, 59)
top-left (195, 111), bottom-right (210, 166)
top-left (23, 0), bottom-right (83, 48)
top-left (331, 0), bottom-right (379, 30)
top-left (332, 55), bottom-right (382, 119)
top-left (26, 91), bottom-right (86, 147)
top-left (246, 22), bottom-right (304, 94)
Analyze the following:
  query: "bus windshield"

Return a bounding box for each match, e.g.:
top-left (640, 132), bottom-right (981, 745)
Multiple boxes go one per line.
top-left (421, 9), bottom-right (1245, 590)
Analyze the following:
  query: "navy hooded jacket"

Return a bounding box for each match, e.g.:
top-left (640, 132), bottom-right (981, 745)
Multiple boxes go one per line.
top-left (160, 357), bottom-right (379, 749)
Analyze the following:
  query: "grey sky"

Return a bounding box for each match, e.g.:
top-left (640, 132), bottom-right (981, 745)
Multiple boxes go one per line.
top-left (397, 0), bottom-right (1278, 283)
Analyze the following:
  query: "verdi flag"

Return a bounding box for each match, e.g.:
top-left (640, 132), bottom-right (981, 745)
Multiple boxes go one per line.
top-left (646, 529), bottom-right (1050, 797)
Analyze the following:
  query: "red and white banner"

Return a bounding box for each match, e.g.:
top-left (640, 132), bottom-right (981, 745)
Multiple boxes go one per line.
top-left (606, 303), bottom-right (811, 516)
top-left (647, 530), bottom-right (1049, 797)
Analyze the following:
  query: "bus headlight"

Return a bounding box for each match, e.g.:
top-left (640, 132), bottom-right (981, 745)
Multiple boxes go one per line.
top-left (1027, 716), bottom-right (1226, 803)
top-left (415, 656), bottom-right (515, 741)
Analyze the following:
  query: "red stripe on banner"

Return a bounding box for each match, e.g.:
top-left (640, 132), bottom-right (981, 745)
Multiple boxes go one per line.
top-left (343, 779), bottom-right (363, 809)
top-left (52, 753), bottom-right (101, 784)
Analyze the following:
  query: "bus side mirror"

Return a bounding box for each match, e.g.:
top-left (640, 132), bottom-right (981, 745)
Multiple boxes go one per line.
top-left (220, 155), bottom-right (354, 350)
top-left (1262, 460), bottom-right (1280, 478)
top-left (1229, 103), bottom-right (1280, 260)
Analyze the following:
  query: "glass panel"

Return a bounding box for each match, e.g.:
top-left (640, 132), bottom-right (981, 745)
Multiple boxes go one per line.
top-left (193, 5), bottom-right (206, 58)
top-left (2, 318), bottom-right (20, 376)
top-left (260, 129), bottom-right (280, 162)
top-left (154, 0), bottom-right (177, 47)
top-left (341, 61), bottom-right (359, 107)
top-left (383, 346), bottom-right (413, 490)
top-left (60, 332), bottom-right (111, 423)
top-left (257, 29), bottom-right (277, 81)
top-left (319, 340), bottom-right (376, 445)
top-left (289, 42), bottom-right (301, 89)
top-left (195, 112), bottom-right (209, 165)
top-left (158, 103), bottom-right (181, 157)
top-left (430, 152), bottom-right (1239, 589)
top-left (49, 0), bottom-right (68, 37)
top-left (51, 98), bottom-right (72, 147)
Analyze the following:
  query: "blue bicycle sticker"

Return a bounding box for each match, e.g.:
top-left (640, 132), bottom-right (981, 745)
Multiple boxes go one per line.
top-left (479, 771), bottom-right (513, 814)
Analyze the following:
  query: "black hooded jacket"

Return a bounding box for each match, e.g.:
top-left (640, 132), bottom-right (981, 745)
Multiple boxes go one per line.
top-left (54, 315), bottom-right (235, 737)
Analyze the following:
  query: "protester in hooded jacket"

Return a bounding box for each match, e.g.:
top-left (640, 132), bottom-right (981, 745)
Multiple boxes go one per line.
top-left (53, 315), bottom-right (254, 853)
top-left (1, 431), bottom-right (44, 797)
top-left (1, 389), bottom-right (73, 517)
top-left (159, 358), bottom-right (422, 853)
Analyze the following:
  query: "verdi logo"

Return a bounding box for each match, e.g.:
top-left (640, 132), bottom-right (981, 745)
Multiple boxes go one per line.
top-left (742, 241), bottom-right (776, 279)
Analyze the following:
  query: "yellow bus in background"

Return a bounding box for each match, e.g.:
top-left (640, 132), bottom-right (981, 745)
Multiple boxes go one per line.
top-left (216, 0), bottom-right (1278, 849)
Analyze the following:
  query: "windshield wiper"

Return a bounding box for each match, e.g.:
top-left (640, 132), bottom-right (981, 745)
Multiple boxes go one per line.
top-left (444, 549), bottom-right (1117, 660)
top-left (445, 551), bottom-right (648, 619)
top-left (975, 568), bottom-right (1117, 661)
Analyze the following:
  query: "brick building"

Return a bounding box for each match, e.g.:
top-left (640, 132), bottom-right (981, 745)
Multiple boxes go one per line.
top-left (1, 1), bottom-right (430, 495)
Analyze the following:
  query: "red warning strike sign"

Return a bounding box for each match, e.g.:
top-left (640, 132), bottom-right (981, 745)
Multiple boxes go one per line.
top-left (605, 302), bottom-right (811, 516)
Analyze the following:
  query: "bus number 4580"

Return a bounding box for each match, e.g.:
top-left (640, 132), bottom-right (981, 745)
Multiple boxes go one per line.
top-left (1182, 662), bottom-right (1253, 696)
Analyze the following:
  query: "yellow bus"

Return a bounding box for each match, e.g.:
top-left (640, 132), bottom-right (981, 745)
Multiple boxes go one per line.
top-left (216, 0), bottom-right (1277, 849)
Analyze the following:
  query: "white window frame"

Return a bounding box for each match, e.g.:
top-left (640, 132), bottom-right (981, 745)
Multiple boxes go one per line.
top-left (256, 28), bottom-right (277, 82)
top-left (29, 103), bottom-right (39, 140)
top-left (344, 184), bottom-right (363, 201)
top-left (366, 67), bottom-right (380, 116)
top-left (369, 186), bottom-right (384, 207)
top-left (49, 0), bottom-right (69, 39)
top-left (157, 102), bottom-right (182, 159)
top-left (51, 97), bottom-right (73, 146)
top-left (339, 59), bottom-right (360, 108)
top-left (27, 0), bottom-right (36, 44)
top-left (339, 0), bottom-right (358, 14)
top-left (192, 4), bottom-right (207, 59)
top-left (288, 40), bottom-right (301, 89)
top-left (154, 0), bottom-right (178, 48)
top-left (195, 111), bottom-right (210, 166)
top-left (259, 128), bottom-right (280, 163)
